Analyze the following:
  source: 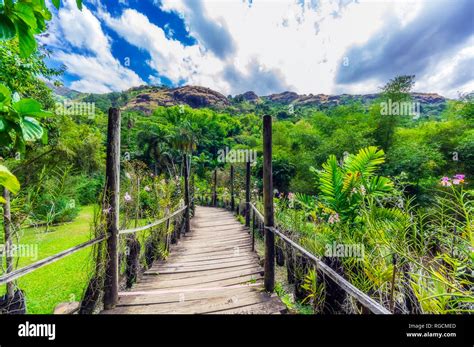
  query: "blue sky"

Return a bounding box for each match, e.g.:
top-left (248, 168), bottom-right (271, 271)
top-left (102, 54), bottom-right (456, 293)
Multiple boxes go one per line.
top-left (40, 0), bottom-right (474, 97)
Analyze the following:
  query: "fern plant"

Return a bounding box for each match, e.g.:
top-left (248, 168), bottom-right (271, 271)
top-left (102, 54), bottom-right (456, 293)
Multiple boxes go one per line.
top-left (312, 146), bottom-right (393, 222)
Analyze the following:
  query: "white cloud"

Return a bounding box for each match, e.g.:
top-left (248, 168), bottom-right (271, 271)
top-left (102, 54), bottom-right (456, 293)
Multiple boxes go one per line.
top-left (99, 7), bottom-right (235, 93)
top-left (40, 0), bottom-right (144, 93)
top-left (158, 0), bottom-right (417, 95)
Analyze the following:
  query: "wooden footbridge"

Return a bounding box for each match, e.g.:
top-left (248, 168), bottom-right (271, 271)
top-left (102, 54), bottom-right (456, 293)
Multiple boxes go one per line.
top-left (0, 110), bottom-right (391, 315)
top-left (103, 206), bottom-right (286, 314)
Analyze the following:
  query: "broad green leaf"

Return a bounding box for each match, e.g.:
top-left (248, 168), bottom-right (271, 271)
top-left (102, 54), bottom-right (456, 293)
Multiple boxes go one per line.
top-left (21, 116), bottom-right (43, 141)
top-left (15, 20), bottom-right (37, 57)
top-left (13, 98), bottom-right (52, 118)
top-left (0, 164), bottom-right (20, 195)
top-left (0, 13), bottom-right (15, 40)
top-left (0, 83), bottom-right (11, 105)
top-left (13, 98), bottom-right (42, 112)
top-left (14, 2), bottom-right (38, 30)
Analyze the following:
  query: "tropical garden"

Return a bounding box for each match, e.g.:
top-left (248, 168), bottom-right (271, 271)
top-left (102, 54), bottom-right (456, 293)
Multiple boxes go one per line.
top-left (0, 0), bottom-right (472, 314)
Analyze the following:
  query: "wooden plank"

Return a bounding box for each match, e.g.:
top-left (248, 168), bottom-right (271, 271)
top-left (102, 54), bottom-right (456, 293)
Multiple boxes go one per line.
top-left (168, 244), bottom-right (253, 256)
top-left (145, 264), bottom-right (262, 281)
top-left (138, 267), bottom-right (263, 289)
top-left (163, 250), bottom-right (257, 263)
top-left (149, 259), bottom-right (259, 274)
top-left (132, 273), bottom-right (263, 292)
top-left (116, 286), bottom-right (262, 306)
top-left (147, 254), bottom-right (259, 269)
top-left (106, 289), bottom-right (270, 314)
top-left (169, 239), bottom-right (252, 250)
top-left (174, 235), bottom-right (250, 244)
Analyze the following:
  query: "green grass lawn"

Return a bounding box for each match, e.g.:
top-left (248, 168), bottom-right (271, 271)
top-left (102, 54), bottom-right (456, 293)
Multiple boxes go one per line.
top-left (1, 205), bottom-right (96, 314)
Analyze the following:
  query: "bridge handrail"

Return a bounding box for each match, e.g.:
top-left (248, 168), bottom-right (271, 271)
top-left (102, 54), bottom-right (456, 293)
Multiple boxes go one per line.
top-left (119, 205), bottom-right (187, 234)
top-left (0, 236), bottom-right (105, 285)
top-left (0, 205), bottom-right (188, 286)
top-left (248, 202), bottom-right (391, 315)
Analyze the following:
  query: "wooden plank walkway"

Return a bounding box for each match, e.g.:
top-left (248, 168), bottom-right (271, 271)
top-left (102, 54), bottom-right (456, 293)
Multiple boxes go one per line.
top-left (103, 206), bottom-right (286, 314)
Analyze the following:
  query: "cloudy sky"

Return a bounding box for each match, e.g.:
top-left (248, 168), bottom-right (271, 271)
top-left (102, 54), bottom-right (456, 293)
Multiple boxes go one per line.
top-left (40, 0), bottom-right (474, 97)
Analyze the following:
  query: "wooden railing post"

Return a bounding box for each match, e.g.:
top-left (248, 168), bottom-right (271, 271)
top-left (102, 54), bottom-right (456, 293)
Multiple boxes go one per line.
top-left (183, 154), bottom-right (190, 234)
top-left (3, 188), bottom-right (14, 299)
top-left (212, 169), bottom-right (217, 207)
top-left (245, 161), bottom-right (251, 227)
top-left (263, 115), bottom-right (275, 292)
top-left (230, 165), bottom-right (235, 212)
top-left (103, 107), bottom-right (121, 310)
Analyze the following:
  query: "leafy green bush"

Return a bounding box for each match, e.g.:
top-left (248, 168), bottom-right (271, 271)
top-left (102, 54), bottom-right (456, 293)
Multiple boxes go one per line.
top-left (34, 193), bottom-right (79, 225)
top-left (74, 174), bottom-right (104, 205)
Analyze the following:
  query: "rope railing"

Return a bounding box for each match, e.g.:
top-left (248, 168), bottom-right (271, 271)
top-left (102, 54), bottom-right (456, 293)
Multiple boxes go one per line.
top-left (119, 205), bottom-right (187, 235)
top-left (248, 202), bottom-right (391, 315)
top-left (0, 236), bottom-right (106, 286)
top-left (0, 205), bottom-right (189, 287)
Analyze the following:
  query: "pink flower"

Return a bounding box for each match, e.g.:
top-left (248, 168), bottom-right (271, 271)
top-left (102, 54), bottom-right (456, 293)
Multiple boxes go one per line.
top-left (453, 174), bottom-right (465, 185)
top-left (328, 213), bottom-right (340, 224)
top-left (441, 177), bottom-right (452, 186)
top-left (124, 192), bottom-right (132, 202)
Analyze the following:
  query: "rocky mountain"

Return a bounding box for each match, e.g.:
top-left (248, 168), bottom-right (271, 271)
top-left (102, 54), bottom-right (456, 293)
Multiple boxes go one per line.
top-left (53, 83), bottom-right (448, 116)
top-left (126, 85), bottom-right (230, 113)
top-left (262, 91), bottom-right (446, 109)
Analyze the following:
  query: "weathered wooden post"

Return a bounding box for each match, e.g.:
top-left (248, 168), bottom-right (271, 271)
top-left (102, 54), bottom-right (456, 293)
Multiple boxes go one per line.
top-left (3, 188), bottom-right (14, 299)
top-left (230, 165), bottom-right (235, 212)
top-left (103, 108), bottom-right (121, 310)
top-left (183, 154), bottom-right (190, 234)
top-left (245, 161), bottom-right (251, 227)
top-left (263, 115), bottom-right (275, 292)
top-left (212, 169), bottom-right (217, 207)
